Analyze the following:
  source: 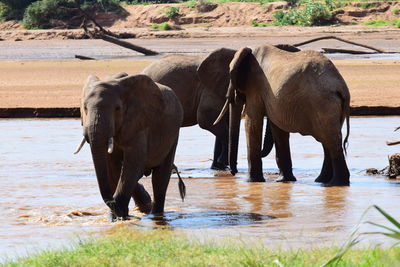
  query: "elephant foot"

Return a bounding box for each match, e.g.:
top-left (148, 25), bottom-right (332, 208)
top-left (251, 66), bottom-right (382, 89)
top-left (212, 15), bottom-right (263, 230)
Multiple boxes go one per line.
top-left (211, 161), bottom-right (229, 171)
top-left (229, 165), bottom-right (238, 175)
top-left (315, 174), bottom-right (331, 183)
top-left (136, 201), bottom-right (152, 214)
top-left (109, 213), bottom-right (135, 222)
top-left (276, 175), bottom-right (297, 183)
top-left (322, 180), bottom-right (350, 187)
top-left (247, 176), bottom-right (266, 182)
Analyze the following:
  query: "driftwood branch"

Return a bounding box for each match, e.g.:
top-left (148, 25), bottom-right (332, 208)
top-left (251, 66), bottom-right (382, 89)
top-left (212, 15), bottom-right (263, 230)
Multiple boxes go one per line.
top-left (78, 6), bottom-right (117, 37)
top-left (80, 9), bottom-right (159, 56)
top-left (85, 28), bottom-right (159, 56)
top-left (293, 36), bottom-right (385, 53)
top-left (322, 48), bottom-right (376, 55)
top-left (75, 55), bottom-right (95, 60)
top-left (387, 140), bottom-right (400, 146)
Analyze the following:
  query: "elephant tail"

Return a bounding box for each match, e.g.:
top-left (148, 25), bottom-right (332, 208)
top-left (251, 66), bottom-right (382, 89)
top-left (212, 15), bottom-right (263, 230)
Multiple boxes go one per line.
top-left (172, 164), bottom-right (186, 201)
top-left (339, 88), bottom-right (350, 156)
top-left (261, 119), bottom-right (274, 158)
top-left (343, 115), bottom-right (350, 156)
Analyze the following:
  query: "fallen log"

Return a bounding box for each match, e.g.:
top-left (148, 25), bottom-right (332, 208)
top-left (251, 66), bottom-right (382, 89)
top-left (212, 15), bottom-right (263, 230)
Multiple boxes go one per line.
top-left (387, 141), bottom-right (400, 146)
top-left (322, 48), bottom-right (376, 55)
top-left (293, 36), bottom-right (385, 53)
top-left (75, 55), bottom-right (95, 60)
top-left (93, 30), bottom-right (159, 56)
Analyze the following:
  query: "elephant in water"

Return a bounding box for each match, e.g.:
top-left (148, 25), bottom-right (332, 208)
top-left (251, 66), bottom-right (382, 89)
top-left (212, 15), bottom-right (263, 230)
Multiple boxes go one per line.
top-left (214, 45), bottom-right (350, 186)
top-left (142, 49), bottom-right (235, 171)
top-left (141, 47), bottom-right (295, 172)
top-left (75, 73), bottom-right (184, 220)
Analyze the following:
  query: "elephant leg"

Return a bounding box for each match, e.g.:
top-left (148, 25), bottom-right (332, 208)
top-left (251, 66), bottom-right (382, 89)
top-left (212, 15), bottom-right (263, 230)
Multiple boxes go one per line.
top-left (132, 183), bottom-right (152, 214)
top-left (211, 136), bottom-right (228, 170)
top-left (245, 113), bottom-right (265, 182)
top-left (324, 139), bottom-right (350, 187)
top-left (151, 142), bottom-right (177, 214)
top-left (270, 122), bottom-right (296, 182)
top-left (315, 145), bottom-right (333, 183)
top-left (113, 152), bottom-right (146, 219)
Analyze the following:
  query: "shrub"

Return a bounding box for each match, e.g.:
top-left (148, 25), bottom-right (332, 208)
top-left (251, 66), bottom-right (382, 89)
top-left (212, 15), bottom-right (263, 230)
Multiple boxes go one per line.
top-left (251, 19), bottom-right (267, 27)
top-left (151, 22), bottom-right (172, 30)
top-left (164, 6), bottom-right (180, 19)
top-left (274, 0), bottom-right (334, 26)
top-left (0, 0), bottom-right (36, 19)
top-left (22, 0), bottom-right (122, 29)
top-left (392, 7), bottom-right (400, 15)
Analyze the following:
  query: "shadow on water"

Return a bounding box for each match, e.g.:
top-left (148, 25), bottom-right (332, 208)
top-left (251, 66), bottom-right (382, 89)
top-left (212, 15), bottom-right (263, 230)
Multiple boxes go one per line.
top-left (130, 211), bottom-right (275, 230)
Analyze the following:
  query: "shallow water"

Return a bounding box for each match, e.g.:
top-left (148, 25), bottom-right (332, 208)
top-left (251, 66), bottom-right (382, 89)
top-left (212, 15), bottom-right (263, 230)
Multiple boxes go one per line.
top-left (1, 117), bottom-right (400, 260)
top-left (0, 38), bottom-right (399, 60)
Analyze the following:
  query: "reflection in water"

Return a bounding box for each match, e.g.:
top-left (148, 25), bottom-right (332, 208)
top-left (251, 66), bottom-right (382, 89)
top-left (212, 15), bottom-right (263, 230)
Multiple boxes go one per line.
top-left (135, 211), bottom-right (274, 230)
top-left (1, 117), bottom-right (400, 259)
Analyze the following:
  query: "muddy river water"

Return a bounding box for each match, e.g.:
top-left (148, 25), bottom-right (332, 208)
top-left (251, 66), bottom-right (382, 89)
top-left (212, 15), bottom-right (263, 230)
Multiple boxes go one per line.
top-left (1, 117), bottom-right (400, 260)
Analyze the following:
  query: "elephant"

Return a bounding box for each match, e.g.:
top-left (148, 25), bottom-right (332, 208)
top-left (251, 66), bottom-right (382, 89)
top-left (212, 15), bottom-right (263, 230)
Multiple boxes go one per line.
top-left (213, 45), bottom-right (350, 186)
top-left (141, 50), bottom-right (235, 171)
top-left (141, 45), bottom-right (298, 172)
top-left (74, 73), bottom-right (184, 220)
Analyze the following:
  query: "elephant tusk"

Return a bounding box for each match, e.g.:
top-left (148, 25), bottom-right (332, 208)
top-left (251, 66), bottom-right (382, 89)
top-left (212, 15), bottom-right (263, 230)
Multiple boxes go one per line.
top-left (387, 140), bottom-right (400, 146)
top-left (213, 99), bottom-right (229, 126)
top-left (73, 137), bottom-right (86, 154)
top-left (107, 137), bottom-right (114, 154)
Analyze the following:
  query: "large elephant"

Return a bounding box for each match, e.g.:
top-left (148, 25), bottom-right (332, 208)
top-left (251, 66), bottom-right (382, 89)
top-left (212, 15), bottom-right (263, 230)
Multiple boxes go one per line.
top-left (75, 73), bottom-right (184, 220)
top-left (141, 50), bottom-right (235, 170)
top-left (141, 47), bottom-right (295, 172)
top-left (214, 45), bottom-right (350, 186)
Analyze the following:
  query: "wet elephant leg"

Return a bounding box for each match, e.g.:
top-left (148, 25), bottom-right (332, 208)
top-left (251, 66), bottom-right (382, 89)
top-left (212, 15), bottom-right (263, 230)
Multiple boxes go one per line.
top-left (245, 113), bottom-right (265, 182)
top-left (151, 143), bottom-right (177, 214)
top-left (324, 138), bottom-right (350, 187)
top-left (107, 148), bottom-right (123, 194)
top-left (211, 136), bottom-right (228, 170)
top-left (315, 145), bottom-right (333, 183)
top-left (132, 183), bottom-right (152, 214)
top-left (270, 122), bottom-right (296, 182)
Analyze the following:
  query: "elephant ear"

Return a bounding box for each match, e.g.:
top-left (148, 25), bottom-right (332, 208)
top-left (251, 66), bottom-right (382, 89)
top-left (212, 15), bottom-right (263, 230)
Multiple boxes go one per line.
top-left (228, 47), bottom-right (254, 96)
top-left (197, 48), bottom-right (236, 97)
top-left (118, 74), bottom-right (165, 128)
top-left (81, 75), bottom-right (100, 125)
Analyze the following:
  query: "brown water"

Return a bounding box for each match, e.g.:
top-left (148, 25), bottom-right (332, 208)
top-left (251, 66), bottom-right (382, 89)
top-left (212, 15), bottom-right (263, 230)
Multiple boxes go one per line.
top-left (1, 117), bottom-right (400, 260)
top-left (0, 38), bottom-right (399, 61)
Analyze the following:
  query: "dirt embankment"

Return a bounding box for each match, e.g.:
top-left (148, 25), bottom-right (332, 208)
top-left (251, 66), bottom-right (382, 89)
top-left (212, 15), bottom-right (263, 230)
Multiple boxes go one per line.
top-left (0, 59), bottom-right (399, 118)
top-left (1, 1), bottom-right (400, 41)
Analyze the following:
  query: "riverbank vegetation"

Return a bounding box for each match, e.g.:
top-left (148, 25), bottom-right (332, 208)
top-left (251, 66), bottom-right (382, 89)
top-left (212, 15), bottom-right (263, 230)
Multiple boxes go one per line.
top-left (1, 0), bottom-right (400, 29)
top-left (3, 227), bottom-right (400, 267)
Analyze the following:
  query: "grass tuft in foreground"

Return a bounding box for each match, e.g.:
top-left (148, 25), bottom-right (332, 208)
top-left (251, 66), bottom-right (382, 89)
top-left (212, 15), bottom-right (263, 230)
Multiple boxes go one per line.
top-left (3, 226), bottom-right (400, 267)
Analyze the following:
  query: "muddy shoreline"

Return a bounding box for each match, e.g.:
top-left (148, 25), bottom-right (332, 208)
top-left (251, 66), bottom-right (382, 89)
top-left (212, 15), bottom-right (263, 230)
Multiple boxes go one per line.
top-left (0, 106), bottom-right (399, 118)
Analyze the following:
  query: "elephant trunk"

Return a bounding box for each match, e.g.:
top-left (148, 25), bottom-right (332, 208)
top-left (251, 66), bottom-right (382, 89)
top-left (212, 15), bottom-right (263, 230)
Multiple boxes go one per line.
top-left (88, 112), bottom-right (115, 206)
top-left (228, 96), bottom-right (244, 175)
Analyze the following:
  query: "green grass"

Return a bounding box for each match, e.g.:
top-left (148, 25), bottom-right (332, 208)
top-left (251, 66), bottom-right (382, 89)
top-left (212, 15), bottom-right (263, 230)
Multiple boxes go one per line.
top-left (164, 6), bottom-right (181, 18)
top-left (251, 19), bottom-right (270, 27)
top-left (150, 22), bottom-right (172, 30)
top-left (3, 227), bottom-right (400, 267)
top-left (364, 19), bottom-right (400, 27)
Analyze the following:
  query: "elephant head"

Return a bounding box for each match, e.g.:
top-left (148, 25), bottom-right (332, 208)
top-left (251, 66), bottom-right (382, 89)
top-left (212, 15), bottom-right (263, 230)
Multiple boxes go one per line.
top-left (197, 48), bottom-right (245, 174)
top-left (76, 74), bottom-right (164, 211)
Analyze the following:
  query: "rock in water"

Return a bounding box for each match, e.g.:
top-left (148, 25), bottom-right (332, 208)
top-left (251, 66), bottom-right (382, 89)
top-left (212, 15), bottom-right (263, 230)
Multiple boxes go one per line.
top-left (388, 153), bottom-right (400, 178)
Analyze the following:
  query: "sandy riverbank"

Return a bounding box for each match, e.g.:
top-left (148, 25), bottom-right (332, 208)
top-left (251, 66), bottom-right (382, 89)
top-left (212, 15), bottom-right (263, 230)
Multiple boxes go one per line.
top-left (0, 59), bottom-right (399, 111)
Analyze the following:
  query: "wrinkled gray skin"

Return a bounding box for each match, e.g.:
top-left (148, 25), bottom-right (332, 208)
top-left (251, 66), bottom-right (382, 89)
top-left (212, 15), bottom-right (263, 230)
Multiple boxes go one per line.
top-left (80, 73), bottom-right (183, 220)
top-left (142, 49), bottom-right (236, 171)
top-left (218, 45), bottom-right (351, 186)
top-left (141, 47), bottom-right (289, 172)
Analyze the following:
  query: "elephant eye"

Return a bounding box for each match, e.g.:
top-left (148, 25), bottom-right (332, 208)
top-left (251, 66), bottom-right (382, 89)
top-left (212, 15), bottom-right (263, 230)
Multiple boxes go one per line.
top-left (116, 106), bottom-right (121, 112)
